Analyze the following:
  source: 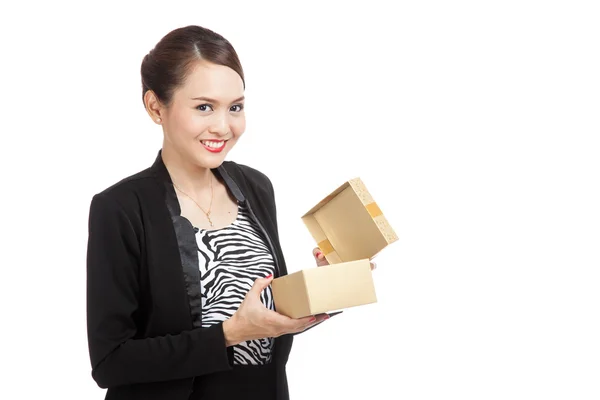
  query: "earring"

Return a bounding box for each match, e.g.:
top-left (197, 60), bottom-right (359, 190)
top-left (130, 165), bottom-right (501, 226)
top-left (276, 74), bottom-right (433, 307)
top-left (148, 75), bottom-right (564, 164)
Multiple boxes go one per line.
top-left (156, 118), bottom-right (161, 123)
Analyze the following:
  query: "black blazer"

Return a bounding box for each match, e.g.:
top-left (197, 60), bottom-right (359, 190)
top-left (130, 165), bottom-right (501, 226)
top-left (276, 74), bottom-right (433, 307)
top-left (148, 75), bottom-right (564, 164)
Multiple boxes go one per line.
top-left (86, 151), bottom-right (294, 400)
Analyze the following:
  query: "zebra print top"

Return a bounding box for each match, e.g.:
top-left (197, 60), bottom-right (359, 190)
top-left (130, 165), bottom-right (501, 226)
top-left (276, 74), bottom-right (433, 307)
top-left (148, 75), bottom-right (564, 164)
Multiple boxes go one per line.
top-left (193, 201), bottom-right (275, 365)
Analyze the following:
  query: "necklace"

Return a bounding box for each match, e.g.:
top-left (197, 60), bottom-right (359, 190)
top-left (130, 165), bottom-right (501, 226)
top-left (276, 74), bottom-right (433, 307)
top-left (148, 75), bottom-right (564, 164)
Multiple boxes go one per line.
top-left (172, 175), bottom-right (215, 227)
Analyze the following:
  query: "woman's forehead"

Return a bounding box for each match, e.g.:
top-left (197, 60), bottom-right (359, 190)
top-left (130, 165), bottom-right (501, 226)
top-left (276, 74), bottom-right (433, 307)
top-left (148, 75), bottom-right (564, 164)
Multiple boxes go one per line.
top-left (176, 61), bottom-right (244, 101)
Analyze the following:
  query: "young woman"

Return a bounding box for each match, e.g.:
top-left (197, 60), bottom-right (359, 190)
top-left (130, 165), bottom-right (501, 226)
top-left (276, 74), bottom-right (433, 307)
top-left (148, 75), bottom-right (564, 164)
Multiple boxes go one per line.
top-left (85, 25), bottom-right (335, 400)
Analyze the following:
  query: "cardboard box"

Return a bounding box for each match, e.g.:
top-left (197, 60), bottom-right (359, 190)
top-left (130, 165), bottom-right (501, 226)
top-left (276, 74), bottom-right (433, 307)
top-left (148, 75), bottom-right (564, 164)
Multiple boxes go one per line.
top-left (271, 259), bottom-right (376, 319)
top-left (301, 177), bottom-right (398, 264)
top-left (272, 177), bottom-right (397, 319)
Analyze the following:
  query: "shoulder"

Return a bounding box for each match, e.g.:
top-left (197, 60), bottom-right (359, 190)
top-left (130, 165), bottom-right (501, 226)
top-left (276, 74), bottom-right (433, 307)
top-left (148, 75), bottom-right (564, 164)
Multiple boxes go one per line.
top-left (89, 166), bottom-right (156, 217)
top-left (222, 160), bottom-right (274, 194)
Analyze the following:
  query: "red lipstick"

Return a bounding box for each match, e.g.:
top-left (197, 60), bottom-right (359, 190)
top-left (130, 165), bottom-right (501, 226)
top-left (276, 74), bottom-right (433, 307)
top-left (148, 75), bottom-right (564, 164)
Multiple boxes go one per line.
top-left (200, 139), bottom-right (226, 153)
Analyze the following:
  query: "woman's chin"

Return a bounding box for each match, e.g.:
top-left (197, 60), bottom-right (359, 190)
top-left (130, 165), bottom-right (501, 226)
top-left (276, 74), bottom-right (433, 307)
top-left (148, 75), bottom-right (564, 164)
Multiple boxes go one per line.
top-left (193, 151), bottom-right (229, 170)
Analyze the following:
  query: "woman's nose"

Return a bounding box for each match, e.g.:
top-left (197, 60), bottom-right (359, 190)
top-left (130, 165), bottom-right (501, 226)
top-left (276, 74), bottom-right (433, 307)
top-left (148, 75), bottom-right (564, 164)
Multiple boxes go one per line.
top-left (208, 113), bottom-right (229, 136)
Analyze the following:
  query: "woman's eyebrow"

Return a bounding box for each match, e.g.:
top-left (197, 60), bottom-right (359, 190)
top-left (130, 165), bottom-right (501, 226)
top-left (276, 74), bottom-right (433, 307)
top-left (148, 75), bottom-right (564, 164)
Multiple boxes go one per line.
top-left (191, 96), bottom-right (245, 103)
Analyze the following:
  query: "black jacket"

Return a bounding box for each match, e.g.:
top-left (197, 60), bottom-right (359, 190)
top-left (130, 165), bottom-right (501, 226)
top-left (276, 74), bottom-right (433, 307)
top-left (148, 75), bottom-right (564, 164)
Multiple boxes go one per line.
top-left (86, 151), bottom-right (294, 400)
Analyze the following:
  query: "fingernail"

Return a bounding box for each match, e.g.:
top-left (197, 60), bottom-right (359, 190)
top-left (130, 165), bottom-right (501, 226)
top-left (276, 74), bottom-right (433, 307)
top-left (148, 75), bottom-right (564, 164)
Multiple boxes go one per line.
top-left (324, 315), bottom-right (330, 320)
top-left (310, 316), bottom-right (316, 322)
top-left (316, 251), bottom-right (323, 259)
top-left (265, 274), bottom-right (273, 279)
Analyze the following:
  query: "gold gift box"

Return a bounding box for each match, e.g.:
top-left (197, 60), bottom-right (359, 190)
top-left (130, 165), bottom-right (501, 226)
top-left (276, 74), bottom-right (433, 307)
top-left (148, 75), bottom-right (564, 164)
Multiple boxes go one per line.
top-left (272, 178), bottom-right (398, 319)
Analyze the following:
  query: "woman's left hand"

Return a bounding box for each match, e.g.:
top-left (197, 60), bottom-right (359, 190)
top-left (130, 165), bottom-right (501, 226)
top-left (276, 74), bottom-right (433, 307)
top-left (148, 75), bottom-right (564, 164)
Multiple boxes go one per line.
top-left (312, 247), bottom-right (377, 270)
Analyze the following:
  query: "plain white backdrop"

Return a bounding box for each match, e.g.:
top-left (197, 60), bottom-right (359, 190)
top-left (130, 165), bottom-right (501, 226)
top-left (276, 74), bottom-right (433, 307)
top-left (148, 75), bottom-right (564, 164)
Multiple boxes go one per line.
top-left (1, 0), bottom-right (599, 399)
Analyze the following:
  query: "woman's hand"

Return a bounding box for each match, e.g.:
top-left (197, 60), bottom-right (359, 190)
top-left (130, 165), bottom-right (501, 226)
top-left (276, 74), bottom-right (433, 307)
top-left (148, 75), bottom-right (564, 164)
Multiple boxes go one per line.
top-left (312, 247), bottom-right (377, 270)
top-left (222, 275), bottom-right (329, 346)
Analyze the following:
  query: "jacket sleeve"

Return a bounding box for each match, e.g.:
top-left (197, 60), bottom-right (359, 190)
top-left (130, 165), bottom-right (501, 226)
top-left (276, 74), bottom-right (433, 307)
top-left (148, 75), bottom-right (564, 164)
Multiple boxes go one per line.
top-left (86, 193), bottom-right (232, 389)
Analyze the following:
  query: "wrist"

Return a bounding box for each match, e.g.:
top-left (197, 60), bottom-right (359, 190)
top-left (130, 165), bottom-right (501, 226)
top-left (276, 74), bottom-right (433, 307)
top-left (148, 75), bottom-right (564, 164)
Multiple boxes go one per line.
top-left (223, 314), bottom-right (243, 347)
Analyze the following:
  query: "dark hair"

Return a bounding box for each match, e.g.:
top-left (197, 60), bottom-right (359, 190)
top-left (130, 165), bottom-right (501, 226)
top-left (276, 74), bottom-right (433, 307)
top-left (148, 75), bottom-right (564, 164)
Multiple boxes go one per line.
top-left (141, 25), bottom-right (245, 107)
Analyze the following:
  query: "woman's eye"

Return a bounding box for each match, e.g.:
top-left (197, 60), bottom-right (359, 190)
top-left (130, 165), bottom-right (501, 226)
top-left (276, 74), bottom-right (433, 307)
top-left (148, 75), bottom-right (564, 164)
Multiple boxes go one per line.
top-left (230, 104), bottom-right (244, 112)
top-left (196, 104), bottom-right (213, 112)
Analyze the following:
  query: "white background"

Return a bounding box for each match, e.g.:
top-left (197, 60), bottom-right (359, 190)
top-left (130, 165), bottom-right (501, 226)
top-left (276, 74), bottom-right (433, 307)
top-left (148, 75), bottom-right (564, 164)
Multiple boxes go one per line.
top-left (1, 0), bottom-right (599, 399)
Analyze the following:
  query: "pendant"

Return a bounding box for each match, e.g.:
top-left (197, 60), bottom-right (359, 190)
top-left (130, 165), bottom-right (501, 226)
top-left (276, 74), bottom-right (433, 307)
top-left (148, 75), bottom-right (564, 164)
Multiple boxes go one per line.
top-left (207, 212), bottom-right (214, 227)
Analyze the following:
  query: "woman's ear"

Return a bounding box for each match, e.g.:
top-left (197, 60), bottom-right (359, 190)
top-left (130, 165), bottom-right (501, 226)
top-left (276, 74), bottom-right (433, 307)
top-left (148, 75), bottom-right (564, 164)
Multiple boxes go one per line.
top-left (144, 90), bottom-right (163, 124)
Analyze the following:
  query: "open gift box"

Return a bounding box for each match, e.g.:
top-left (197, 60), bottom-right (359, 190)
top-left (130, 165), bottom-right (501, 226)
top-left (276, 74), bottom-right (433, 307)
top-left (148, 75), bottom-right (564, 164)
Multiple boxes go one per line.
top-left (272, 178), bottom-right (398, 319)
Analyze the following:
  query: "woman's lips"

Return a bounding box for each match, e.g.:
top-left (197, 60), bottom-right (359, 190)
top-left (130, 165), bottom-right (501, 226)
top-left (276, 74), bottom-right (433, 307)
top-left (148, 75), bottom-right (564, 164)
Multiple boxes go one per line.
top-left (200, 139), bottom-right (226, 153)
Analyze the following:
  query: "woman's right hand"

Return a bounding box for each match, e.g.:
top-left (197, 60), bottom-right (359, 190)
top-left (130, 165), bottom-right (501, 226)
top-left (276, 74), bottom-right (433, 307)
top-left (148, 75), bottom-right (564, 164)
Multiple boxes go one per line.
top-left (222, 274), bottom-right (327, 346)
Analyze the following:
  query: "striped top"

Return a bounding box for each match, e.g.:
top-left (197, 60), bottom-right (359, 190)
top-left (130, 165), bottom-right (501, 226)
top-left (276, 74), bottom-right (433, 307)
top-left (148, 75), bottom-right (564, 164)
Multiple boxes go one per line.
top-left (194, 201), bottom-right (276, 365)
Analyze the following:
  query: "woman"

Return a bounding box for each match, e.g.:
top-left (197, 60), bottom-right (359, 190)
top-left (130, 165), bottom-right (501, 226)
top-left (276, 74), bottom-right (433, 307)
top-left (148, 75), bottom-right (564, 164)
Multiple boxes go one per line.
top-left (86, 25), bottom-right (334, 400)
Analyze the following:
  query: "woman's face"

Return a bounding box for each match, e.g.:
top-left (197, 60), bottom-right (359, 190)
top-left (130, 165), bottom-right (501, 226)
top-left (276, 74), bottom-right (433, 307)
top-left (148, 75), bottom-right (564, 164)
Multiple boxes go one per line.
top-left (161, 61), bottom-right (246, 169)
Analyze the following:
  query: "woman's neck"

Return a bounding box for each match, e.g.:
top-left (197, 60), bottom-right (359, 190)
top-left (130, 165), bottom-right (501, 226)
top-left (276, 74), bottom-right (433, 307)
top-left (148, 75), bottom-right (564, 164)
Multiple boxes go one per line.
top-left (161, 145), bottom-right (213, 194)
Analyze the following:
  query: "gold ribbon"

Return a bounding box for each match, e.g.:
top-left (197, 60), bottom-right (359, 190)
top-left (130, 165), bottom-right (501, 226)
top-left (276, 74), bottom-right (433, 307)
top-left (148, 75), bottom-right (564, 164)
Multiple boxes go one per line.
top-left (366, 202), bottom-right (383, 218)
top-left (317, 239), bottom-right (334, 255)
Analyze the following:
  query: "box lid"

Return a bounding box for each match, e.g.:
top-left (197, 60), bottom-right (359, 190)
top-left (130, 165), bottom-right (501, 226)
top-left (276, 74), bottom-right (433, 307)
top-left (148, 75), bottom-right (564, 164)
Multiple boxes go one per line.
top-left (302, 178), bottom-right (398, 264)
